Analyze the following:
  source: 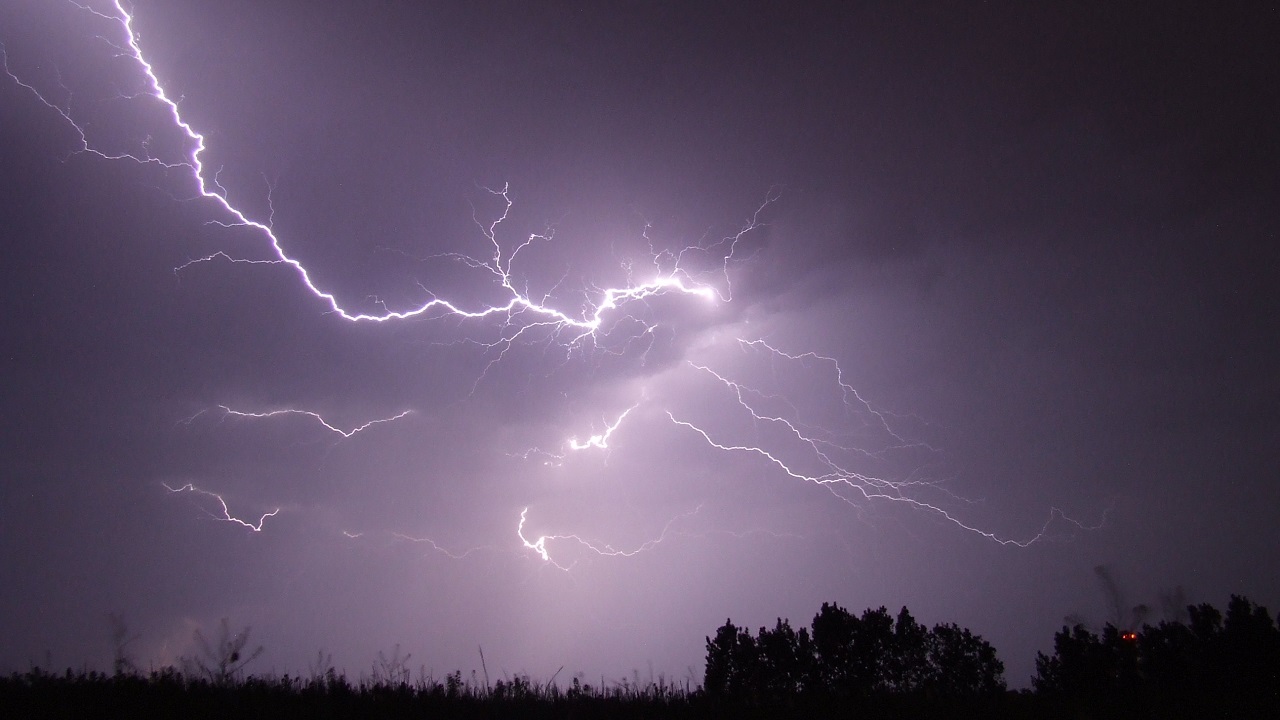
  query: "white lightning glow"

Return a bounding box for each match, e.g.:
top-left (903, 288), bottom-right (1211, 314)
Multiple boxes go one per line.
top-left (665, 341), bottom-right (1106, 547)
top-left (512, 404), bottom-right (641, 465)
top-left (392, 533), bottom-right (492, 561)
top-left (736, 339), bottom-right (925, 450)
top-left (3, 1), bottom-right (764, 350)
top-left (566, 404), bottom-right (638, 451)
top-left (4, 2), bottom-right (1103, 562)
top-left (163, 482), bottom-right (279, 532)
top-left (518, 506), bottom-right (700, 570)
top-left (205, 405), bottom-right (414, 439)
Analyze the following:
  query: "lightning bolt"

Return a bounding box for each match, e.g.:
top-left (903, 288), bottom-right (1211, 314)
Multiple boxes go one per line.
top-left (163, 482), bottom-right (280, 533)
top-left (665, 341), bottom-right (1106, 547)
top-left (736, 339), bottom-right (927, 450)
top-left (192, 405), bottom-right (414, 439)
top-left (4, 2), bottom-right (1103, 565)
top-left (566, 404), bottom-right (638, 451)
top-left (4, 2), bottom-right (763, 343)
top-left (511, 403), bottom-right (640, 466)
top-left (391, 533), bottom-right (494, 561)
top-left (517, 505), bottom-right (701, 571)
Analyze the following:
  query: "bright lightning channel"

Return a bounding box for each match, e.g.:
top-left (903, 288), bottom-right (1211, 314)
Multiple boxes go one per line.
top-left (511, 403), bottom-right (640, 465)
top-left (204, 405), bottom-right (414, 439)
top-left (3, 1), bottom-right (764, 347)
top-left (163, 482), bottom-right (279, 533)
top-left (4, 3), bottom-right (1102, 560)
top-left (736, 339), bottom-right (927, 450)
top-left (566, 404), bottom-right (637, 451)
top-left (391, 533), bottom-right (493, 561)
top-left (661, 340), bottom-right (1106, 546)
top-left (517, 506), bottom-right (700, 571)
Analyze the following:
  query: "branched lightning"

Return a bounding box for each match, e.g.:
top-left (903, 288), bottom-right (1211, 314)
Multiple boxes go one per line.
top-left (736, 339), bottom-right (928, 451)
top-left (566, 404), bottom-right (638, 451)
top-left (163, 482), bottom-right (279, 532)
top-left (391, 533), bottom-right (494, 561)
top-left (511, 403), bottom-right (640, 465)
top-left (666, 341), bottom-right (1105, 547)
top-left (5, 1), bottom-right (763, 347)
top-left (190, 405), bottom-right (414, 439)
top-left (5, 2), bottom-right (1104, 566)
top-left (518, 505), bottom-right (701, 570)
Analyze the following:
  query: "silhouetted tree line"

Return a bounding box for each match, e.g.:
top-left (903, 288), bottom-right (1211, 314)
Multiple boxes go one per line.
top-left (1033, 594), bottom-right (1280, 718)
top-left (3, 596), bottom-right (1278, 719)
top-left (704, 602), bottom-right (1004, 705)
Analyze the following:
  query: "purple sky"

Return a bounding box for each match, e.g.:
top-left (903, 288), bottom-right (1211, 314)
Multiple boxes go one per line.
top-left (1, 1), bottom-right (1276, 687)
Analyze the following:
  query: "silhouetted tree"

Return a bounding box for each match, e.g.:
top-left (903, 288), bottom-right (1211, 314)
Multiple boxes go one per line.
top-left (1034, 595), bottom-right (1280, 715)
top-left (755, 618), bottom-right (811, 700)
top-left (703, 620), bottom-right (758, 698)
top-left (1033, 624), bottom-right (1113, 697)
top-left (809, 603), bottom-right (907, 696)
top-left (849, 606), bottom-right (894, 695)
top-left (707, 602), bottom-right (1005, 703)
top-left (925, 622), bottom-right (1006, 698)
top-left (809, 601), bottom-right (859, 694)
top-left (887, 607), bottom-right (929, 693)
top-left (1220, 594), bottom-right (1280, 696)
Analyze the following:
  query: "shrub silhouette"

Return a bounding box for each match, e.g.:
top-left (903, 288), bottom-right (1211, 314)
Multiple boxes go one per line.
top-left (189, 618), bottom-right (264, 685)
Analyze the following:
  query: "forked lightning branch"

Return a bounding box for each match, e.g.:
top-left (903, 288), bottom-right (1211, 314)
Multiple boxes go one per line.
top-left (3, 1), bottom-right (1103, 566)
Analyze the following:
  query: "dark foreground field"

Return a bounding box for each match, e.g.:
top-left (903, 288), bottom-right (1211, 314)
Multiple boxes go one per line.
top-left (3, 668), bottom-right (1278, 720)
top-left (5, 595), bottom-right (1277, 718)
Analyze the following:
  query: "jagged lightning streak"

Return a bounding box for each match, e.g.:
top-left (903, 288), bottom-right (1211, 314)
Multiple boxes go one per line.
top-left (666, 342), bottom-right (1104, 547)
top-left (738, 339), bottom-right (927, 450)
top-left (188, 405), bottom-right (414, 439)
top-left (5, 3), bottom-right (1100, 560)
top-left (517, 506), bottom-right (702, 571)
top-left (391, 533), bottom-right (493, 561)
top-left (163, 482), bottom-right (280, 532)
top-left (4, 0), bottom-right (764, 347)
top-left (566, 404), bottom-right (637, 451)
top-left (510, 403), bottom-right (640, 465)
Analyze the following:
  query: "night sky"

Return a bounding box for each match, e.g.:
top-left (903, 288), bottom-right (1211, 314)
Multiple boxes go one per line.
top-left (2, 1), bottom-right (1276, 688)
